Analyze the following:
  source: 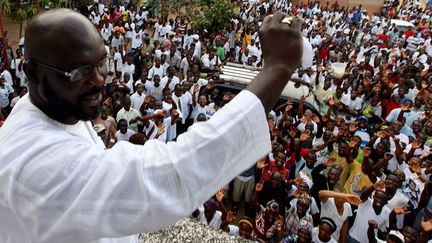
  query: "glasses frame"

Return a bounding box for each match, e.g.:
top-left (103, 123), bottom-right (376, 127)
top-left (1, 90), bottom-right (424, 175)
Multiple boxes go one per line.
top-left (28, 56), bottom-right (108, 82)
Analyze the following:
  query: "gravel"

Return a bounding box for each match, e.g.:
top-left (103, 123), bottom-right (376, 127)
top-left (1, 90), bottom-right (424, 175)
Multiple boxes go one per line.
top-left (139, 218), bottom-right (252, 243)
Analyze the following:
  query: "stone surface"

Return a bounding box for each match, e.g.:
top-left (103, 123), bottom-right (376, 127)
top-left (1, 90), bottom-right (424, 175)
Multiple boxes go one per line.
top-left (139, 218), bottom-right (252, 243)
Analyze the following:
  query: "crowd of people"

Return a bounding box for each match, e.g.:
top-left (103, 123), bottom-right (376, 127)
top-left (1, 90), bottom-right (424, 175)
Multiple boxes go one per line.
top-left (1, 0), bottom-right (432, 242)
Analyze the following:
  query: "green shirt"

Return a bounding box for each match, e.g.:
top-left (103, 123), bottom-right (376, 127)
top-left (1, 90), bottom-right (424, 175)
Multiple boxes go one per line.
top-left (216, 46), bottom-right (225, 62)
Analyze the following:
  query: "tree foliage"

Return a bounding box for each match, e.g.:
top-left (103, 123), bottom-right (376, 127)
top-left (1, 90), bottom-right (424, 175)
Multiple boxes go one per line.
top-left (191, 0), bottom-right (236, 34)
top-left (157, 0), bottom-right (236, 35)
top-left (0, 0), bottom-right (11, 15)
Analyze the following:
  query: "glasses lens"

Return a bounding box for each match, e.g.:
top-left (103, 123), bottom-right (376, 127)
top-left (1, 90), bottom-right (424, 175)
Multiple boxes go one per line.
top-left (70, 69), bottom-right (83, 82)
top-left (71, 65), bottom-right (92, 82)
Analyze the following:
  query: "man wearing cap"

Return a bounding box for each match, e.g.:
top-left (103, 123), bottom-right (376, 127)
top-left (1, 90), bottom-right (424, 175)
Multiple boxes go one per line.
top-left (354, 116), bottom-right (372, 148)
top-left (191, 34), bottom-right (202, 58)
top-left (130, 80), bottom-right (145, 111)
top-left (0, 9), bottom-right (304, 243)
top-left (368, 221), bottom-right (406, 243)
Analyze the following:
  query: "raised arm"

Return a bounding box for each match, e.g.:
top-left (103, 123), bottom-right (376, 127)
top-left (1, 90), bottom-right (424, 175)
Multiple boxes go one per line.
top-left (246, 13), bottom-right (303, 114)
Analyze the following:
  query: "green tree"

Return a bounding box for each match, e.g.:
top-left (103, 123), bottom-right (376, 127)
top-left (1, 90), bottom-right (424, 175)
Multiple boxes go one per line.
top-left (156, 0), bottom-right (235, 35)
top-left (191, 0), bottom-right (235, 35)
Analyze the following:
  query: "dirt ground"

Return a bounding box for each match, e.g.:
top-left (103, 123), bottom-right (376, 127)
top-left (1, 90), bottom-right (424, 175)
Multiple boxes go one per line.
top-left (3, 15), bottom-right (27, 52)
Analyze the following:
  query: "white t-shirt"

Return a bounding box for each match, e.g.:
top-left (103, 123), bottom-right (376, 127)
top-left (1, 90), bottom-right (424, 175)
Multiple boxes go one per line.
top-left (115, 129), bottom-right (135, 142)
top-left (312, 136), bottom-right (330, 165)
top-left (131, 30), bottom-right (143, 49)
top-left (385, 108), bottom-right (419, 127)
top-left (160, 76), bottom-right (180, 91)
top-left (341, 94), bottom-right (363, 111)
top-left (10, 58), bottom-right (26, 83)
top-left (192, 105), bottom-right (211, 122)
top-left (0, 84), bottom-right (14, 108)
top-left (399, 163), bottom-right (425, 209)
top-left (349, 198), bottom-right (391, 243)
top-left (121, 63), bottom-right (135, 79)
top-left (145, 83), bottom-right (164, 101)
top-left (320, 198), bottom-right (352, 242)
top-left (147, 66), bottom-right (165, 82)
top-left (130, 92), bottom-right (145, 111)
top-left (114, 51), bottom-right (123, 71)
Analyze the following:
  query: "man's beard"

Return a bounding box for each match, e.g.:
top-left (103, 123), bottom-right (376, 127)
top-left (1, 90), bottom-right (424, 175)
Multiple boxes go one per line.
top-left (43, 83), bottom-right (103, 121)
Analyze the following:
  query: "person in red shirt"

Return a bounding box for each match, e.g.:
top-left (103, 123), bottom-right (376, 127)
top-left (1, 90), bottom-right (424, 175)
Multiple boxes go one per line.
top-left (378, 28), bottom-right (390, 48)
top-left (405, 28), bottom-right (415, 40)
top-left (319, 42), bottom-right (330, 62)
top-left (102, 9), bottom-right (114, 24)
top-left (262, 149), bottom-right (289, 181)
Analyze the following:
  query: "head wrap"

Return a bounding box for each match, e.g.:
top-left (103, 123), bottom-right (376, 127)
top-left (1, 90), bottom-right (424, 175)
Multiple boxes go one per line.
top-left (204, 199), bottom-right (218, 210)
top-left (320, 217), bottom-right (337, 232)
top-left (238, 216), bottom-right (254, 229)
top-left (265, 199), bottom-right (280, 213)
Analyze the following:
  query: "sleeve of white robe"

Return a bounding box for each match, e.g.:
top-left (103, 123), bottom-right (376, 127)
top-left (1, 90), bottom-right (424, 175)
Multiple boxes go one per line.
top-left (9, 90), bottom-right (271, 242)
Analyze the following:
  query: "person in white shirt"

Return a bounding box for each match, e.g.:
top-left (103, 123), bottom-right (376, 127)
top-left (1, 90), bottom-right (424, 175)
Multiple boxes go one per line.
top-left (111, 31), bottom-right (124, 50)
top-left (192, 95), bottom-right (211, 122)
top-left (130, 81), bottom-right (145, 111)
top-left (0, 75), bottom-right (14, 109)
top-left (121, 56), bottom-right (135, 81)
top-left (116, 96), bottom-right (141, 132)
top-left (191, 34), bottom-right (202, 58)
top-left (0, 9), bottom-right (303, 243)
top-left (115, 119), bottom-right (136, 142)
top-left (0, 63), bottom-right (13, 87)
top-left (160, 66), bottom-right (180, 91)
top-left (100, 22), bottom-right (112, 44)
top-left (247, 39), bottom-right (259, 57)
top-left (122, 73), bottom-right (134, 95)
top-left (147, 56), bottom-right (165, 82)
top-left (145, 75), bottom-right (164, 101)
top-left (172, 84), bottom-right (192, 133)
top-left (201, 50), bottom-right (221, 71)
top-left (10, 86), bottom-right (27, 108)
top-left (319, 190), bottom-right (356, 242)
top-left (348, 190), bottom-right (395, 243)
top-left (10, 49), bottom-right (26, 87)
top-left (158, 21), bottom-right (171, 41)
top-left (113, 45), bottom-right (124, 77)
top-left (131, 27), bottom-right (143, 50)
top-left (180, 49), bottom-right (193, 78)
top-left (341, 90), bottom-right (363, 116)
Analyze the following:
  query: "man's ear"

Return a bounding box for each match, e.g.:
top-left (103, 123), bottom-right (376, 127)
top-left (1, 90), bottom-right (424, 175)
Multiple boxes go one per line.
top-left (23, 59), bottom-right (40, 85)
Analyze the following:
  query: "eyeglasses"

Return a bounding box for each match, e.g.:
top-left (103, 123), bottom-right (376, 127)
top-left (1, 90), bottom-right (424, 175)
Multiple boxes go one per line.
top-left (29, 57), bottom-right (108, 82)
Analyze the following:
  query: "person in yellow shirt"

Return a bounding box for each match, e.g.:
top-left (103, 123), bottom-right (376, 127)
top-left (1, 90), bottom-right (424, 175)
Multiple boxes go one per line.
top-left (121, 8), bottom-right (130, 22)
top-left (344, 147), bottom-right (391, 197)
top-left (242, 29), bottom-right (252, 47)
top-left (328, 142), bottom-right (352, 189)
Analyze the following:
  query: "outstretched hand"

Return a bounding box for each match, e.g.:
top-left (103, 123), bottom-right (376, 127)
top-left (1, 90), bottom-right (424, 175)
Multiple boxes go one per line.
top-left (216, 189), bottom-right (226, 202)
